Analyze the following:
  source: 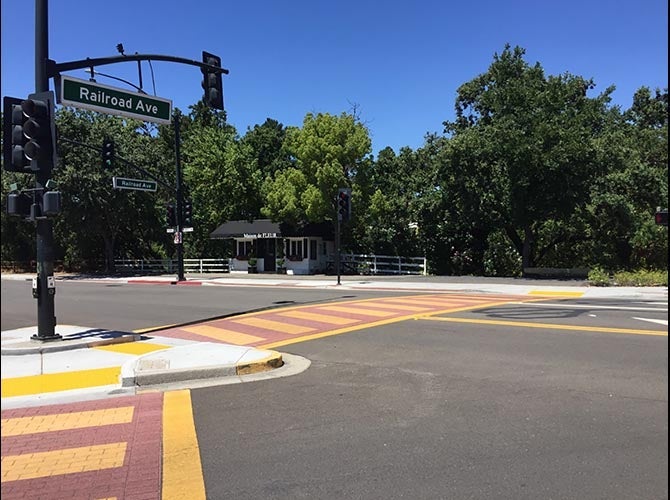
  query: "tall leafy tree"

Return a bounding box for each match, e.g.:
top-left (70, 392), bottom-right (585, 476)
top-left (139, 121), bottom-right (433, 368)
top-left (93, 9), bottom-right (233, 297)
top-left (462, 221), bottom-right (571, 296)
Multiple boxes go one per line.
top-left (584, 87), bottom-right (668, 269)
top-left (444, 44), bottom-right (614, 269)
top-left (262, 112), bottom-right (371, 225)
top-left (54, 108), bottom-right (170, 271)
top-left (241, 118), bottom-right (292, 178)
top-left (180, 105), bottom-right (263, 257)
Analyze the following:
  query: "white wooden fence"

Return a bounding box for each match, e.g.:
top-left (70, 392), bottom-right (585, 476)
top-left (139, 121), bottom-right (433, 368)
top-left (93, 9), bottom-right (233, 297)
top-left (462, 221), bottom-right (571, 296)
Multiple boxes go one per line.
top-left (114, 258), bottom-right (230, 274)
top-left (115, 254), bottom-right (426, 276)
top-left (340, 254), bottom-right (427, 275)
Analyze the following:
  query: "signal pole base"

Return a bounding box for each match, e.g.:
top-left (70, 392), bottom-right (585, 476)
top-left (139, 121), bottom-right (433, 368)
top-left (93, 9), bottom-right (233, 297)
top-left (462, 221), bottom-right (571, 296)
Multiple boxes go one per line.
top-left (31, 333), bottom-right (63, 342)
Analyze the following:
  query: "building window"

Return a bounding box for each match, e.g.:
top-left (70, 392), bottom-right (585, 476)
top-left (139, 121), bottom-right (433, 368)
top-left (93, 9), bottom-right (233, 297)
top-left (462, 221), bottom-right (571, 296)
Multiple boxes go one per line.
top-left (289, 239), bottom-right (303, 260)
top-left (310, 239), bottom-right (317, 260)
top-left (236, 240), bottom-right (252, 259)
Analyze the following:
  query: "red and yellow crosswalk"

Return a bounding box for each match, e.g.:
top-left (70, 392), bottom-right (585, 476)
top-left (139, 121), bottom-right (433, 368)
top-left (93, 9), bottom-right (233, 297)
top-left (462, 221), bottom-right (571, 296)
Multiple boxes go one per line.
top-left (1, 390), bottom-right (204, 500)
top-left (156, 293), bottom-right (530, 348)
top-left (1, 293), bottom-right (532, 499)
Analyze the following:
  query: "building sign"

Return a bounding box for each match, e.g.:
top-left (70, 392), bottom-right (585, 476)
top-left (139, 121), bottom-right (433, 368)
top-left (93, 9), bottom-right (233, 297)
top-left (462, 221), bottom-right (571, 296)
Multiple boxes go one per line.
top-left (242, 232), bottom-right (278, 239)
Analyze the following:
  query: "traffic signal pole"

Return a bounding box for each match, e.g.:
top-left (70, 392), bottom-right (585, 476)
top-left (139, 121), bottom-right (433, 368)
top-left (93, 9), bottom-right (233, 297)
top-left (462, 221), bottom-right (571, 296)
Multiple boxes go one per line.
top-left (32, 0), bottom-right (60, 341)
top-left (174, 110), bottom-right (185, 282)
top-left (19, 0), bottom-right (224, 320)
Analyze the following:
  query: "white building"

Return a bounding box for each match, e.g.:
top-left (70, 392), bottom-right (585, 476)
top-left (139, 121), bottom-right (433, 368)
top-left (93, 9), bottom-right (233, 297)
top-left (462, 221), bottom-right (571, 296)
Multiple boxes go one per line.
top-left (210, 219), bottom-right (335, 275)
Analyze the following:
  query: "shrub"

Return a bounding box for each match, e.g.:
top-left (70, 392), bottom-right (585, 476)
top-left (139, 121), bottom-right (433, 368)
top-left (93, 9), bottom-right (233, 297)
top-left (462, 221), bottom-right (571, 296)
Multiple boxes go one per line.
top-left (588, 268), bottom-right (668, 287)
top-left (613, 269), bottom-right (668, 286)
top-left (587, 267), bottom-right (611, 286)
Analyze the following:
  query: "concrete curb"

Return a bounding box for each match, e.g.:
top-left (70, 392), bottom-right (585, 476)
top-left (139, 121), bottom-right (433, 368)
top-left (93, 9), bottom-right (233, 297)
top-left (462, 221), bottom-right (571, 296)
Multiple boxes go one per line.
top-left (121, 348), bottom-right (284, 387)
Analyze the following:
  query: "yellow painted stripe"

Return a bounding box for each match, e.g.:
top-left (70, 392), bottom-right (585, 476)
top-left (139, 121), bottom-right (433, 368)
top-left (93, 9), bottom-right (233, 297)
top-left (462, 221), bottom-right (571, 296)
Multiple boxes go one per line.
top-left (233, 317), bottom-right (316, 335)
top-left (1, 443), bottom-right (127, 482)
top-left (259, 300), bottom-right (539, 349)
top-left (183, 324), bottom-right (265, 344)
top-left (320, 305), bottom-right (396, 317)
top-left (421, 316), bottom-right (667, 336)
top-left (1, 407), bottom-right (134, 437)
top-left (396, 298), bottom-right (485, 307)
top-left (278, 310), bottom-right (360, 325)
top-left (528, 290), bottom-right (585, 297)
top-left (226, 294), bottom-right (439, 318)
top-left (163, 390), bottom-right (206, 500)
top-left (354, 302), bottom-right (433, 312)
top-left (1, 367), bottom-right (121, 398)
top-left (94, 342), bottom-right (171, 355)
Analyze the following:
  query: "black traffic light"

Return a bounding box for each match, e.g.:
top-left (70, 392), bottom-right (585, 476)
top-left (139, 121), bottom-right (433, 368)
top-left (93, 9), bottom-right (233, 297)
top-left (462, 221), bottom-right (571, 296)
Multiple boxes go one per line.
top-left (3, 92), bottom-right (56, 173)
top-left (183, 200), bottom-right (193, 227)
top-left (3, 96), bottom-right (29, 172)
top-left (22, 95), bottom-right (55, 171)
top-left (655, 209), bottom-right (668, 226)
top-left (102, 138), bottom-right (115, 169)
top-left (5, 92), bottom-right (57, 174)
top-left (337, 188), bottom-right (351, 222)
top-left (201, 51), bottom-right (224, 110)
top-left (166, 202), bottom-right (176, 227)
top-left (6, 192), bottom-right (32, 217)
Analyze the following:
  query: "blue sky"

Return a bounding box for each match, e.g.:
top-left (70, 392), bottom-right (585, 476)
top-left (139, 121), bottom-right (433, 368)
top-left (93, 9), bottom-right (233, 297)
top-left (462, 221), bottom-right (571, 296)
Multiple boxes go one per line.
top-left (2, 0), bottom-right (667, 155)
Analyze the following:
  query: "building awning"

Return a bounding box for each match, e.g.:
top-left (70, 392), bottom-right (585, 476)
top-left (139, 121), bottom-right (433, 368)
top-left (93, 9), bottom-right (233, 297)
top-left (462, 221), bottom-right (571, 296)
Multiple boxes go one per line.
top-left (210, 219), bottom-right (334, 240)
top-left (210, 219), bottom-right (281, 239)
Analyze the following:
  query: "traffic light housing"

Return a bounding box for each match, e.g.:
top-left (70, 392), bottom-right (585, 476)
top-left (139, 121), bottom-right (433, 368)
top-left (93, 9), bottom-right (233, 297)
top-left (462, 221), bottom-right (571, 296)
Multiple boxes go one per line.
top-left (3, 97), bottom-right (29, 172)
top-left (102, 138), bottom-right (115, 169)
top-left (6, 192), bottom-right (32, 216)
top-left (3, 92), bottom-right (57, 174)
top-left (166, 202), bottom-right (176, 227)
top-left (183, 200), bottom-right (193, 227)
top-left (201, 51), bottom-right (224, 110)
top-left (337, 188), bottom-right (351, 222)
top-left (655, 209), bottom-right (668, 226)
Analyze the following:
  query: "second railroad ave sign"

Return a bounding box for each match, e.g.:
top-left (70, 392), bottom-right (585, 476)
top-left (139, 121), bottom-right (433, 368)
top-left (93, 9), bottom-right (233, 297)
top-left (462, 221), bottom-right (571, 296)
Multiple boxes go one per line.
top-left (113, 177), bottom-right (158, 192)
top-left (60, 76), bottom-right (172, 124)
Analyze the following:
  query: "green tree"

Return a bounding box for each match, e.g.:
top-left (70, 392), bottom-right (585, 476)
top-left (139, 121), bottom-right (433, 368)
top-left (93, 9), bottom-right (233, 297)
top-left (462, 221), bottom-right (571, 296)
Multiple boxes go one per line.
top-left (584, 87), bottom-right (668, 269)
top-left (54, 108), bottom-right (171, 271)
top-left (444, 44), bottom-right (614, 270)
top-left (180, 106), bottom-right (262, 257)
top-left (262, 112), bottom-right (371, 225)
top-left (241, 118), bottom-right (292, 178)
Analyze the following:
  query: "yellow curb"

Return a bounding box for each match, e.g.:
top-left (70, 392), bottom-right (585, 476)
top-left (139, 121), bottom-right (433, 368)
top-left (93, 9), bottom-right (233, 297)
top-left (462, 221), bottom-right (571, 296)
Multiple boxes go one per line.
top-left (236, 351), bottom-right (283, 375)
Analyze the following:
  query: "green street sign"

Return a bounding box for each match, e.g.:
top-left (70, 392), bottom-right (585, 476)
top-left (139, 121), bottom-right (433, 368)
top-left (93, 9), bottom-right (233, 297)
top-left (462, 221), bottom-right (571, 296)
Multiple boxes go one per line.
top-left (60, 76), bottom-right (172, 124)
top-left (113, 177), bottom-right (158, 192)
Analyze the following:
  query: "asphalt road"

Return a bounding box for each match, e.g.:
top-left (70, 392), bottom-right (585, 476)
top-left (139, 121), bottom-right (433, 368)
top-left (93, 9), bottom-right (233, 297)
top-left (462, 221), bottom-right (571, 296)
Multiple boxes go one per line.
top-left (1, 278), bottom-right (667, 499)
top-left (0, 278), bottom-right (395, 332)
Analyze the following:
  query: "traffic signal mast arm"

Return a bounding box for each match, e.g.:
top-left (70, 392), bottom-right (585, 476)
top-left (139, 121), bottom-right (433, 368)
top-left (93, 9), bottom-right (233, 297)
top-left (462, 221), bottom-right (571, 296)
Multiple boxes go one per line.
top-left (47, 53), bottom-right (228, 79)
top-left (58, 137), bottom-right (174, 192)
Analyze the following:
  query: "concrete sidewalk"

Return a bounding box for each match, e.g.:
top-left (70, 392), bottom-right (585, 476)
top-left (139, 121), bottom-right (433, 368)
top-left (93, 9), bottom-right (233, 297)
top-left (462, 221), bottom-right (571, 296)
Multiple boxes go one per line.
top-left (3, 271), bottom-right (668, 299)
top-left (1, 324), bottom-right (289, 410)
